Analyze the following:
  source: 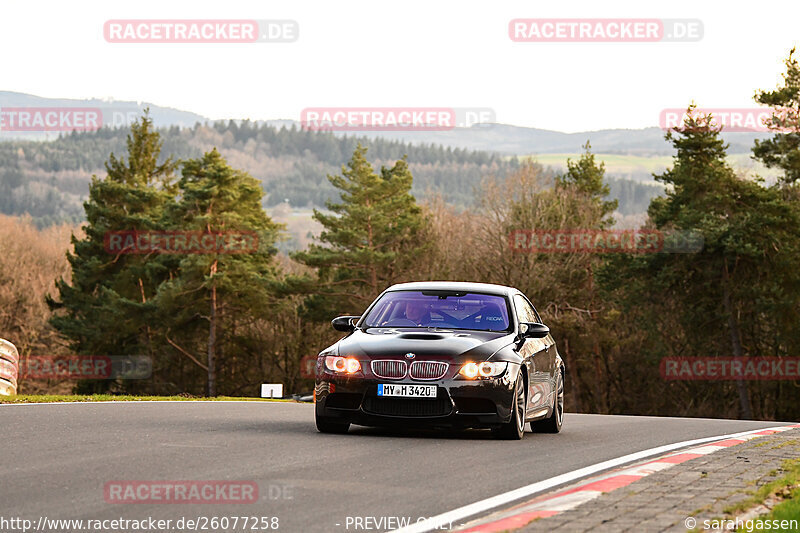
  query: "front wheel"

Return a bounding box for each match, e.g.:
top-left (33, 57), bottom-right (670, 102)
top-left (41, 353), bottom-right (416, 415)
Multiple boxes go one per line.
top-left (316, 414), bottom-right (350, 434)
top-left (492, 371), bottom-right (526, 440)
top-left (531, 367), bottom-right (564, 434)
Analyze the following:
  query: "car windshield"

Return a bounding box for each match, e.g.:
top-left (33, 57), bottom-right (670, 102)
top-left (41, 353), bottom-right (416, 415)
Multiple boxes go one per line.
top-left (362, 290), bottom-right (511, 331)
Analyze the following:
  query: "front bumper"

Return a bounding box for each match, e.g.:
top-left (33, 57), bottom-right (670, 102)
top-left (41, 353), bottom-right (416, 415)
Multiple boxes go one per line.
top-left (315, 368), bottom-right (518, 429)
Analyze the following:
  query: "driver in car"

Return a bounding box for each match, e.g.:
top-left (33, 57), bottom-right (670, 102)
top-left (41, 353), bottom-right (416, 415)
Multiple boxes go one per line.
top-left (404, 300), bottom-right (433, 326)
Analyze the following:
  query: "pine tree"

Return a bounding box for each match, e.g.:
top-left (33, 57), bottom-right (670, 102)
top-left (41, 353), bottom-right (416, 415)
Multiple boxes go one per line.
top-left (605, 105), bottom-right (800, 419)
top-left (292, 144), bottom-right (424, 318)
top-left (753, 48), bottom-right (800, 186)
top-left (556, 141), bottom-right (618, 227)
top-left (48, 112), bottom-right (177, 392)
top-left (155, 149), bottom-right (282, 396)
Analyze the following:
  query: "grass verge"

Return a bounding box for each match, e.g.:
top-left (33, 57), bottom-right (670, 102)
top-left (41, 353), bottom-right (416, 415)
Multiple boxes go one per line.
top-left (719, 457), bottom-right (800, 530)
top-left (0, 394), bottom-right (295, 404)
top-left (759, 493), bottom-right (800, 529)
top-left (724, 458), bottom-right (800, 516)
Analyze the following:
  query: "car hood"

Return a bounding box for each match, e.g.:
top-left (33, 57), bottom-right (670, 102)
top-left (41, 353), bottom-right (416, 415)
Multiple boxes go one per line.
top-left (334, 328), bottom-right (516, 362)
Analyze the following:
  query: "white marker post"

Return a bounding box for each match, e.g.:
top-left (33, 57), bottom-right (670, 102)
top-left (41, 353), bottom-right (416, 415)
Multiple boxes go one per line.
top-left (260, 384), bottom-right (283, 399)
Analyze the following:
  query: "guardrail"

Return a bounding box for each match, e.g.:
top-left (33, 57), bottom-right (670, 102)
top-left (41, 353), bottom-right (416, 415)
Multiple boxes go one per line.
top-left (0, 338), bottom-right (19, 396)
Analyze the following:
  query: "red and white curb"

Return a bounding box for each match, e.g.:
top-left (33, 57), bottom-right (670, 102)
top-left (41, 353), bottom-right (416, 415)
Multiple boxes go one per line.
top-left (389, 424), bottom-right (800, 533)
top-left (456, 425), bottom-right (800, 532)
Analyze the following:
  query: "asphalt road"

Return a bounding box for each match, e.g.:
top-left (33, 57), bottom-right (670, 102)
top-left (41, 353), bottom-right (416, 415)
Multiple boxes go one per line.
top-left (0, 402), bottom-right (787, 533)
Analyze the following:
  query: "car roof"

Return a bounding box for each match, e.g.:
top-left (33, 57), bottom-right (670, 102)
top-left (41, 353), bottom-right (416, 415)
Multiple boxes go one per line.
top-left (384, 281), bottom-right (520, 297)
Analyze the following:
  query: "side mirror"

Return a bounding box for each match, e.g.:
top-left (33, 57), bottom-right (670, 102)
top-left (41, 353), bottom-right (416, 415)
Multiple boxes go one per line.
top-left (520, 322), bottom-right (550, 339)
top-left (332, 315), bottom-right (360, 332)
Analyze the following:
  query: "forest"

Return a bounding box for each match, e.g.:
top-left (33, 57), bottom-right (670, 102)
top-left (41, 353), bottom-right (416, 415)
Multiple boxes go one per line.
top-left (1, 50), bottom-right (798, 421)
top-left (0, 119), bottom-right (664, 230)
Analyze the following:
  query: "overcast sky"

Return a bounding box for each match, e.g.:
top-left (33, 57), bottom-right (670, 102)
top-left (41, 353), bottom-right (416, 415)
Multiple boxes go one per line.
top-left (2, 0), bottom-right (798, 133)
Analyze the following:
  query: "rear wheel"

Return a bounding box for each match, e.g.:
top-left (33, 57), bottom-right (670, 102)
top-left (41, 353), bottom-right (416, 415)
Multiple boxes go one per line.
top-left (531, 367), bottom-right (564, 434)
top-left (315, 414), bottom-right (350, 434)
top-left (493, 371), bottom-right (526, 440)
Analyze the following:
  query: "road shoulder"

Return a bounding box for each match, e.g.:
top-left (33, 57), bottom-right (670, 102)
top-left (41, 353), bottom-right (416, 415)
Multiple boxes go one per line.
top-left (515, 426), bottom-right (800, 532)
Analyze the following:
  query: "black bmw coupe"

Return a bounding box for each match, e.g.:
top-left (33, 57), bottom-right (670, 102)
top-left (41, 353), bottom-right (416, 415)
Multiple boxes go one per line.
top-left (314, 282), bottom-right (564, 439)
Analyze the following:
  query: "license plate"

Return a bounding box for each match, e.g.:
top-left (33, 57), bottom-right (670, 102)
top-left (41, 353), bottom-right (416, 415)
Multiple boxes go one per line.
top-left (377, 384), bottom-right (437, 399)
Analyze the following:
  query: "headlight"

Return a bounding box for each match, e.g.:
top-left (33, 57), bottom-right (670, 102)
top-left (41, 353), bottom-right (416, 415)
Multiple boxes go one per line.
top-left (459, 361), bottom-right (508, 379)
top-left (325, 356), bottom-right (361, 374)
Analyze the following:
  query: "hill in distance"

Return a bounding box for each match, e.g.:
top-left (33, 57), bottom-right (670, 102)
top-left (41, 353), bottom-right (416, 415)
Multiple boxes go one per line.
top-left (0, 91), bottom-right (207, 140)
top-left (0, 92), bottom-right (772, 155)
